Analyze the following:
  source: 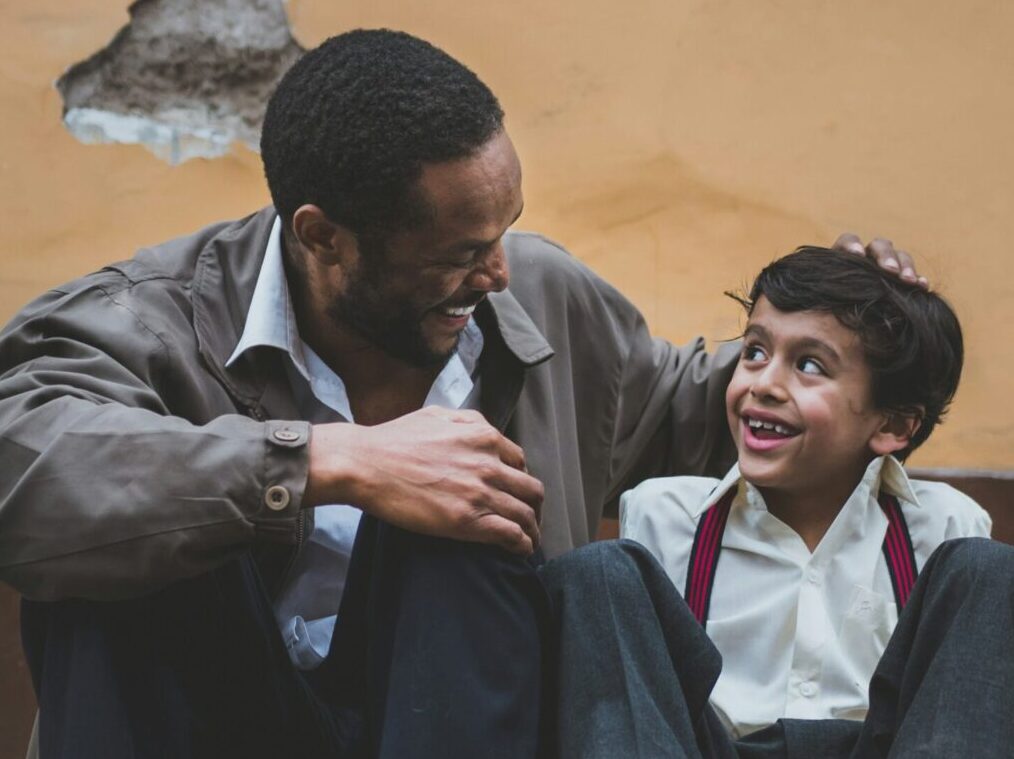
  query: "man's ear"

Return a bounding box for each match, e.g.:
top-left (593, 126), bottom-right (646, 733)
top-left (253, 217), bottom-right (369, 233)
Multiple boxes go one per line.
top-left (291, 204), bottom-right (358, 266)
top-left (869, 409), bottom-right (923, 456)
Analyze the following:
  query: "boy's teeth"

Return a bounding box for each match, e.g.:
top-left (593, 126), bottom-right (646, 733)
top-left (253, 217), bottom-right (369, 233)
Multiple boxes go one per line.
top-left (746, 417), bottom-right (795, 436)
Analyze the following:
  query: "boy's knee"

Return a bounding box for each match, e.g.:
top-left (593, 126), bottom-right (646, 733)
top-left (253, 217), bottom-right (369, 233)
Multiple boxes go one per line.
top-left (538, 538), bottom-right (661, 598)
top-left (927, 537), bottom-right (1014, 583)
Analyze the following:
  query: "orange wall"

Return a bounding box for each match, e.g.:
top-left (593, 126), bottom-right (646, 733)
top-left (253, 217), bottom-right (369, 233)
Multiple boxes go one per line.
top-left (2, 1), bottom-right (1012, 467)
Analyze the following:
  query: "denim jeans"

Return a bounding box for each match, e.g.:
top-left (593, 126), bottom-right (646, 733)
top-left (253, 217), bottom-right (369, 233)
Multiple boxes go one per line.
top-left (21, 515), bottom-right (551, 759)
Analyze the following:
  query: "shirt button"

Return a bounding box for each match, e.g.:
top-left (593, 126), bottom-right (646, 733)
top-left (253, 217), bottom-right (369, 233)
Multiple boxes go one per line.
top-left (806, 568), bottom-right (821, 585)
top-left (273, 429), bottom-right (301, 443)
top-left (264, 485), bottom-right (291, 511)
top-left (799, 682), bottom-right (817, 698)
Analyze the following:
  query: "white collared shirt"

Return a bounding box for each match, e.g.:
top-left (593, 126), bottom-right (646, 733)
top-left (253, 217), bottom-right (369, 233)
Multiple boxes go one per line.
top-left (620, 456), bottom-right (991, 738)
top-left (227, 217), bottom-right (484, 670)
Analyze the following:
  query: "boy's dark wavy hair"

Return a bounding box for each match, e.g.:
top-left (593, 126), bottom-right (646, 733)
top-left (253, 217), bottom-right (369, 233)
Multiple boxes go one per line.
top-left (729, 246), bottom-right (963, 459)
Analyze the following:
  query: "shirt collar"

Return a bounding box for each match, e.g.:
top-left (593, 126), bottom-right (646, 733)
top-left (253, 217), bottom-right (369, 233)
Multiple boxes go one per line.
top-left (693, 454), bottom-right (922, 519)
top-left (225, 216), bottom-right (304, 371)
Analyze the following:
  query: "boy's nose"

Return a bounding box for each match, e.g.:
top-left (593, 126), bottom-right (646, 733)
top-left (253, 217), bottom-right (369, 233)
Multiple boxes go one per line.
top-left (750, 363), bottom-right (790, 402)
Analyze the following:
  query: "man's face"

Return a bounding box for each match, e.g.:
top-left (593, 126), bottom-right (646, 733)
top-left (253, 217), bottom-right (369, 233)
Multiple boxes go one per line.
top-left (328, 131), bottom-right (524, 367)
top-left (725, 296), bottom-right (889, 503)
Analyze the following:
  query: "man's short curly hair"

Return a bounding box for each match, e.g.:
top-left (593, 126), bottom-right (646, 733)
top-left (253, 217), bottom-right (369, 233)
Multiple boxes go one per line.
top-left (729, 247), bottom-right (964, 459)
top-left (261, 29), bottom-right (504, 237)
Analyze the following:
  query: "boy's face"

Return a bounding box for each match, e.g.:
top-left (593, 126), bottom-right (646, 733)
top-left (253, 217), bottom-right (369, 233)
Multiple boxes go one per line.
top-left (725, 296), bottom-right (899, 500)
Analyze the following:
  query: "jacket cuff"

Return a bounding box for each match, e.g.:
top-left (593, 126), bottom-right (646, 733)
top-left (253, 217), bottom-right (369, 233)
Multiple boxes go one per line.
top-left (252, 420), bottom-right (311, 533)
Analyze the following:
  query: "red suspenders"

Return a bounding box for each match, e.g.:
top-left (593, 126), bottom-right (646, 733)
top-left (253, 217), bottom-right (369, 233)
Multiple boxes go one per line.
top-left (878, 493), bottom-right (919, 610)
top-left (684, 489), bottom-right (918, 626)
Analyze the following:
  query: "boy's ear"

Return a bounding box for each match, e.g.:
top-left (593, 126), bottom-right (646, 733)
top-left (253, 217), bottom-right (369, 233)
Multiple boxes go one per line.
top-left (869, 410), bottom-right (923, 456)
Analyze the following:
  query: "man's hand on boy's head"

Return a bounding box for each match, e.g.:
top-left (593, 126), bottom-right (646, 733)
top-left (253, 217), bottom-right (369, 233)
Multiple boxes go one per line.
top-left (832, 233), bottom-right (930, 290)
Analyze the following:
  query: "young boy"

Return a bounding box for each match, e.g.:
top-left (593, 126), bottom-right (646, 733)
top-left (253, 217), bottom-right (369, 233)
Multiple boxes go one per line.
top-left (620, 247), bottom-right (993, 741)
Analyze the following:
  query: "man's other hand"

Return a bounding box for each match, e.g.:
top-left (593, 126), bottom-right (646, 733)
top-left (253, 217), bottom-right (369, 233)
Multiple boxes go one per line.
top-left (832, 233), bottom-right (930, 289)
top-left (305, 407), bottom-right (544, 555)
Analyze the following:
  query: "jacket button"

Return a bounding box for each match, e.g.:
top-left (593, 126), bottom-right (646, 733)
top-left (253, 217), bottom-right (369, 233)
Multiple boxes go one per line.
top-left (264, 485), bottom-right (291, 511)
top-left (273, 429), bottom-right (301, 443)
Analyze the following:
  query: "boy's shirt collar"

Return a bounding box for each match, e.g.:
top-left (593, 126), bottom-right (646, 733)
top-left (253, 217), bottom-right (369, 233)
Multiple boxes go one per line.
top-left (693, 454), bottom-right (922, 519)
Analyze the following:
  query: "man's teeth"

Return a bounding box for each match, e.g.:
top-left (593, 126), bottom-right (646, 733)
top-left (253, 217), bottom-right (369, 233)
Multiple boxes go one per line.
top-left (747, 417), bottom-right (795, 436)
top-left (440, 304), bottom-right (476, 317)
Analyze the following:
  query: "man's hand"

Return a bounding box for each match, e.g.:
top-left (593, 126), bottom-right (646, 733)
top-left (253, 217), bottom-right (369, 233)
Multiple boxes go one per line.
top-left (832, 233), bottom-right (930, 289)
top-left (305, 407), bottom-right (544, 555)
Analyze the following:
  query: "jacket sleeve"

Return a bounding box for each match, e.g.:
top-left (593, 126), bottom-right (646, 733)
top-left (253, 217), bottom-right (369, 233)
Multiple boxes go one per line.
top-left (601, 288), bottom-right (740, 514)
top-left (0, 282), bottom-right (309, 601)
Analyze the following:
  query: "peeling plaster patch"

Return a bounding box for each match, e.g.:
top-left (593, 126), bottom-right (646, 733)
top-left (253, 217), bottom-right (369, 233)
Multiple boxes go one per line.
top-left (63, 108), bottom-right (236, 163)
top-left (56, 0), bottom-right (304, 165)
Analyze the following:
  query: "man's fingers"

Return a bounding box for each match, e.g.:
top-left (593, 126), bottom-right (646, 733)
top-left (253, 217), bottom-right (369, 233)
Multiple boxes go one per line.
top-left (894, 249), bottom-right (919, 284)
top-left (832, 234), bottom-right (930, 290)
top-left (444, 407), bottom-right (486, 424)
top-left (866, 237), bottom-right (899, 270)
top-left (865, 238), bottom-right (930, 289)
top-left (490, 463), bottom-right (544, 516)
top-left (832, 232), bottom-right (865, 257)
top-left (487, 490), bottom-right (541, 549)
top-left (473, 514), bottom-right (535, 555)
top-left (492, 432), bottom-right (528, 472)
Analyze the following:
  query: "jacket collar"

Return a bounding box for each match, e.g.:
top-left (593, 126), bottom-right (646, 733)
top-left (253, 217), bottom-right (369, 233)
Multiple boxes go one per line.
top-left (191, 208), bottom-right (554, 421)
top-left (191, 208), bottom-right (277, 414)
top-left (484, 285), bottom-right (555, 366)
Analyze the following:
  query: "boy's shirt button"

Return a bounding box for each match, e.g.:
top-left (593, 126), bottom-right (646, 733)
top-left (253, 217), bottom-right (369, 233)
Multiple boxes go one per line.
top-left (799, 682), bottom-right (818, 698)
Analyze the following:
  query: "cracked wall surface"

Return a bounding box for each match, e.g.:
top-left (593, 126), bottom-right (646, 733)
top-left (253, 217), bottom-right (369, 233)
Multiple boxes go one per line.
top-left (57, 0), bottom-right (303, 163)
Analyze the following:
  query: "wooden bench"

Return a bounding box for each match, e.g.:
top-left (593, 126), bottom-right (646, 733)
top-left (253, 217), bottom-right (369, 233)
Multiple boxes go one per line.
top-left (1, 469), bottom-right (1011, 759)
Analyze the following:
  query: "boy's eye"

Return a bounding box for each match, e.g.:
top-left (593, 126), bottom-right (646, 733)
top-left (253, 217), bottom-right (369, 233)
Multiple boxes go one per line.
top-left (742, 344), bottom-right (766, 362)
top-left (798, 357), bottom-right (825, 376)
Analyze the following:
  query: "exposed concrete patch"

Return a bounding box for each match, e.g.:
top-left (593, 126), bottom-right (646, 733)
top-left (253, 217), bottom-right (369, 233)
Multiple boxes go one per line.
top-left (56, 0), bottom-right (304, 164)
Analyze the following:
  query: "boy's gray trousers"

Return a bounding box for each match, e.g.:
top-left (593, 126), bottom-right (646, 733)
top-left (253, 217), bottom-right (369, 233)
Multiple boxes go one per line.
top-left (542, 537), bottom-right (1014, 759)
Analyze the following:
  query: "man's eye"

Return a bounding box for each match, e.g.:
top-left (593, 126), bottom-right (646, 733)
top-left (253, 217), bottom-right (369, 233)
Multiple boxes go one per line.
top-left (798, 357), bottom-right (825, 375)
top-left (439, 256), bottom-right (475, 270)
top-left (742, 344), bottom-right (766, 361)
top-left (442, 250), bottom-right (481, 269)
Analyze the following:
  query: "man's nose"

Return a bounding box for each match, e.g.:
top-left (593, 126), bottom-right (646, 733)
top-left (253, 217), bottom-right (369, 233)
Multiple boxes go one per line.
top-left (466, 242), bottom-right (509, 293)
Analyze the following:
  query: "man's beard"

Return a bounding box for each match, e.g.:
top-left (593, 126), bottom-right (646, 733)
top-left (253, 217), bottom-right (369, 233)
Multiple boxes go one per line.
top-left (325, 265), bottom-right (459, 369)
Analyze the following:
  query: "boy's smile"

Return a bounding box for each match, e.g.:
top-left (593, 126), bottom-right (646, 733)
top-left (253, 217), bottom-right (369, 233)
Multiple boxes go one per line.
top-left (726, 297), bottom-right (898, 509)
top-left (741, 409), bottom-right (801, 452)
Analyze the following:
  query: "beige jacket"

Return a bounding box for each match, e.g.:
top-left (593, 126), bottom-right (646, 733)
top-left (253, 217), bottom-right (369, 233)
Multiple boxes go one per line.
top-left (0, 208), bottom-right (738, 601)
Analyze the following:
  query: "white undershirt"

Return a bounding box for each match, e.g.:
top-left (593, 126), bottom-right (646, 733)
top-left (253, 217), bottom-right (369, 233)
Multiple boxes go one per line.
top-left (620, 456), bottom-right (992, 738)
top-left (227, 217), bottom-right (483, 669)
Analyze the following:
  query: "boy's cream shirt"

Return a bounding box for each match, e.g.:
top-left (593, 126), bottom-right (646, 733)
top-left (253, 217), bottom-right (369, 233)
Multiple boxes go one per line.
top-left (620, 456), bottom-right (992, 739)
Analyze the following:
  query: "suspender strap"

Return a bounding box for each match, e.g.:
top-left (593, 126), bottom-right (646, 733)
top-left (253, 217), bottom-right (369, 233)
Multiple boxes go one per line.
top-left (685, 488), bottom-right (918, 627)
top-left (684, 490), bottom-right (734, 625)
top-left (877, 493), bottom-right (919, 609)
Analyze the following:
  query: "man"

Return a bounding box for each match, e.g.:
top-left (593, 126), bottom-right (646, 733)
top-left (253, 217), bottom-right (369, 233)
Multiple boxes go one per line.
top-left (0, 30), bottom-right (920, 758)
